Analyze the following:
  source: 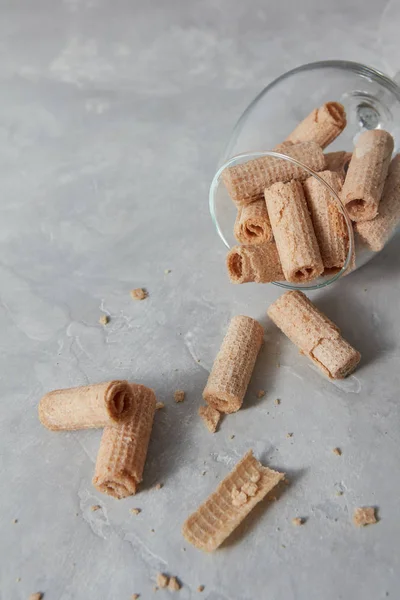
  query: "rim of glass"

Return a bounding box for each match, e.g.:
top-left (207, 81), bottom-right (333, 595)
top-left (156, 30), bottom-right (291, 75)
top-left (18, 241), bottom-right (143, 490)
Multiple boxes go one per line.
top-left (209, 150), bottom-right (355, 291)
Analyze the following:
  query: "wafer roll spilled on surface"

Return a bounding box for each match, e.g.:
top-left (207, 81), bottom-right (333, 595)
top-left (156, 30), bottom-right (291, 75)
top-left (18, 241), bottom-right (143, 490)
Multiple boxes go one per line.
top-left (325, 151), bottom-right (352, 178)
top-left (39, 380), bottom-right (134, 430)
top-left (264, 180), bottom-right (324, 283)
top-left (234, 200), bottom-right (273, 245)
top-left (341, 130), bottom-right (394, 222)
top-left (92, 383), bottom-right (156, 498)
top-left (227, 243), bottom-right (284, 284)
top-left (267, 291), bottom-right (361, 379)
top-left (182, 450), bottom-right (284, 552)
top-left (222, 141), bottom-right (326, 206)
top-left (355, 155), bottom-right (400, 251)
top-left (303, 170), bottom-right (349, 275)
top-left (203, 316), bottom-right (263, 413)
top-left (285, 102), bottom-right (347, 149)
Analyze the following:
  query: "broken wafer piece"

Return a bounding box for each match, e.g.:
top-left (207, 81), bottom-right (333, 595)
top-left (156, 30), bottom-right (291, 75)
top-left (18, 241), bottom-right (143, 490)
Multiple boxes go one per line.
top-left (92, 383), bottom-right (156, 498)
top-left (264, 180), bottom-right (324, 283)
top-left (227, 243), bottom-right (284, 284)
top-left (325, 151), bottom-right (352, 178)
top-left (222, 141), bottom-right (326, 205)
top-left (285, 102), bottom-right (347, 149)
top-left (203, 316), bottom-right (263, 413)
top-left (354, 155), bottom-right (400, 251)
top-left (199, 405), bottom-right (221, 433)
top-left (353, 507), bottom-right (377, 527)
top-left (341, 130), bottom-right (394, 221)
top-left (267, 291), bottom-right (360, 379)
top-left (234, 200), bottom-right (273, 245)
top-left (182, 450), bottom-right (284, 552)
top-left (39, 380), bottom-right (134, 431)
top-left (303, 170), bottom-right (349, 275)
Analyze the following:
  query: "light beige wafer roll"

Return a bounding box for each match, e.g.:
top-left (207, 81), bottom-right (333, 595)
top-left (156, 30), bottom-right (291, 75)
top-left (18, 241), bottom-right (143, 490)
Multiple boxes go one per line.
top-left (226, 243), bottom-right (284, 284)
top-left (39, 380), bottom-right (134, 431)
top-left (92, 383), bottom-right (156, 498)
top-left (234, 200), bottom-right (273, 244)
top-left (182, 450), bottom-right (284, 552)
top-left (203, 316), bottom-right (264, 413)
top-left (340, 130), bottom-right (394, 222)
top-left (303, 170), bottom-right (349, 274)
top-left (267, 291), bottom-right (361, 379)
top-left (354, 155), bottom-right (400, 251)
top-left (222, 141), bottom-right (326, 206)
top-left (285, 102), bottom-right (347, 149)
top-left (325, 151), bottom-right (352, 178)
top-left (264, 180), bottom-right (324, 283)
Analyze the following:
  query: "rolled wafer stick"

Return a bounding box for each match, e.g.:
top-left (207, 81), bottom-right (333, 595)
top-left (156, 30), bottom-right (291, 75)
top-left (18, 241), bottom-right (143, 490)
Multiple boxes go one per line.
top-left (285, 102), bottom-right (347, 149)
top-left (203, 316), bottom-right (263, 413)
top-left (92, 383), bottom-right (156, 498)
top-left (354, 155), bottom-right (400, 251)
top-left (340, 130), bottom-right (394, 222)
top-left (182, 450), bottom-right (284, 552)
top-left (234, 200), bottom-right (273, 245)
top-left (222, 141), bottom-right (326, 206)
top-left (303, 170), bottom-right (349, 274)
top-left (267, 291), bottom-right (361, 379)
top-left (264, 180), bottom-right (324, 283)
top-left (226, 243), bottom-right (284, 284)
top-left (325, 151), bottom-right (352, 178)
top-left (39, 380), bottom-right (134, 431)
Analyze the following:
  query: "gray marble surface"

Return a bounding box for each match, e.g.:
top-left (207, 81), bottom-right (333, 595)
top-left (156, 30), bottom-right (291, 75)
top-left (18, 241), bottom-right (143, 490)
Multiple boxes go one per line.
top-left (1, 1), bottom-right (400, 599)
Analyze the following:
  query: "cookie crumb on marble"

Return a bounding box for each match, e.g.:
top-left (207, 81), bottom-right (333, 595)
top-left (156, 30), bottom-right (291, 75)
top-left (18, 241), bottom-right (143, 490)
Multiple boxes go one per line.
top-left (292, 517), bottom-right (304, 526)
top-left (29, 594), bottom-right (43, 600)
top-left (130, 288), bottom-right (148, 301)
top-left (353, 507), bottom-right (377, 526)
top-left (274, 398), bottom-right (281, 405)
top-left (257, 389), bottom-right (265, 398)
top-left (99, 315), bottom-right (109, 325)
top-left (199, 405), bottom-right (221, 433)
top-left (130, 508), bottom-right (141, 515)
top-left (198, 585), bottom-right (205, 592)
top-left (155, 402), bottom-right (165, 410)
top-left (168, 576), bottom-right (181, 591)
top-left (333, 447), bottom-right (342, 456)
top-left (156, 573), bottom-right (169, 589)
top-left (174, 390), bottom-right (185, 403)
top-left (90, 505), bottom-right (101, 512)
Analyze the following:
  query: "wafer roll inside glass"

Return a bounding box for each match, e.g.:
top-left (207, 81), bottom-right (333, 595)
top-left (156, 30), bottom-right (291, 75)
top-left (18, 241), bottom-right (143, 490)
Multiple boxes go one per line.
top-left (227, 243), bottom-right (284, 284)
top-left (203, 316), bottom-right (263, 413)
top-left (264, 180), bottom-right (324, 283)
top-left (268, 291), bottom-right (361, 379)
top-left (39, 380), bottom-right (134, 431)
top-left (182, 450), bottom-right (284, 552)
top-left (222, 142), bottom-right (326, 206)
top-left (285, 102), bottom-right (347, 149)
top-left (92, 384), bottom-right (156, 498)
top-left (341, 130), bottom-right (394, 222)
top-left (234, 200), bottom-right (273, 244)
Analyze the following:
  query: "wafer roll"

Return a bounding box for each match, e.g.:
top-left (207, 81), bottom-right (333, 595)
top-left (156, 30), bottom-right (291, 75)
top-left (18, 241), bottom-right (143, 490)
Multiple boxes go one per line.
top-left (203, 316), bottom-right (263, 413)
top-left (92, 384), bottom-right (156, 498)
top-left (227, 243), bottom-right (284, 284)
top-left (182, 450), bottom-right (284, 552)
top-left (234, 200), bottom-right (273, 244)
top-left (268, 291), bottom-right (361, 379)
top-left (340, 130), bottom-right (394, 221)
top-left (264, 180), bottom-right (324, 282)
top-left (303, 170), bottom-right (349, 274)
top-left (222, 141), bottom-right (326, 206)
top-left (325, 151), bottom-right (352, 178)
top-left (39, 380), bottom-right (134, 431)
top-left (285, 102), bottom-right (347, 149)
top-left (354, 155), bottom-right (400, 251)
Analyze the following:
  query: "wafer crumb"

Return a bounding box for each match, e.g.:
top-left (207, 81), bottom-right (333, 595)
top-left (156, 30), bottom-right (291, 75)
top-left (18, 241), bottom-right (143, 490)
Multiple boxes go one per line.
top-left (287, 432), bottom-right (293, 438)
top-left (156, 573), bottom-right (169, 589)
top-left (353, 507), bottom-right (377, 527)
top-left (29, 595), bottom-right (43, 600)
top-left (274, 398), bottom-right (281, 405)
top-left (168, 577), bottom-right (181, 591)
top-left (292, 517), bottom-right (304, 526)
top-left (155, 483), bottom-right (163, 490)
top-left (164, 269), bottom-right (172, 274)
top-left (241, 482), bottom-right (258, 497)
top-left (16, 578), bottom-right (21, 583)
top-left (12, 518), bottom-right (18, 524)
top-left (201, 470), bottom-right (207, 476)
top-left (198, 405), bottom-right (221, 433)
top-left (336, 490), bottom-right (344, 496)
top-left (130, 508), bottom-right (141, 515)
top-left (230, 434), bottom-right (235, 440)
top-left (198, 586), bottom-right (205, 592)
top-left (132, 595), bottom-right (140, 600)
top-left (231, 486), bottom-right (248, 507)
top-left (333, 447), bottom-right (342, 456)
top-left (90, 505), bottom-right (101, 512)
top-left (156, 402), bottom-right (165, 410)
top-left (174, 390), bottom-right (185, 403)
top-left (257, 389), bottom-right (265, 398)
top-left (99, 315), bottom-right (109, 325)
top-left (130, 288), bottom-right (148, 301)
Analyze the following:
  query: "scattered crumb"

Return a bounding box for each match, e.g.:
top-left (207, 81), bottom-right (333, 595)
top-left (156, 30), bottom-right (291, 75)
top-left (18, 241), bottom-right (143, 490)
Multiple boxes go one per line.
top-left (156, 573), bottom-right (169, 589)
top-left (353, 507), bottom-right (377, 527)
top-left (174, 390), bottom-right (185, 403)
top-left (241, 482), bottom-right (258, 497)
top-left (132, 595), bottom-right (140, 600)
top-left (257, 389), bottom-right (265, 398)
top-left (155, 483), bottom-right (163, 490)
top-left (230, 434), bottom-right (235, 440)
top-left (130, 508), bottom-right (141, 515)
top-left (12, 518), bottom-right (18, 524)
top-left (336, 490), bottom-right (344, 496)
top-left (29, 595), bottom-right (43, 600)
top-left (150, 528), bottom-right (155, 532)
top-left (90, 505), bottom-right (101, 512)
top-left (198, 586), bottom-right (205, 592)
top-left (130, 288), bottom-right (148, 301)
top-left (156, 402), bottom-right (165, 410)
top-left (198, 405), bottom-right (221, 433)
top-left (286, 432), bottom-right (293, 438)
top-left (201, 471), bottom-right (207, 476)
top-left (274, 398), bottom-right (281, 405)
top-left (168, 577), bottom-right (181, 591)
top-left (333, 447), bottom-right (342, 456)
top-left (99, 314), bottom-right (109, 325)
top-left (197, 358), bottom-right (201, 363)
top-left (164, 269), bottom-right (172, 274)
top-left (231, 487), bottom-right (248, 507)
top-left (292, 517), bottom-right (304, 526)
top-left (16, 578), bottom-right (21, 583)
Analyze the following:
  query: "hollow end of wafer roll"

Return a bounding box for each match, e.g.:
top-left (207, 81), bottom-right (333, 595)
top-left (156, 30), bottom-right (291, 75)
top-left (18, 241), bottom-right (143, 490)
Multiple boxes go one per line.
top-left (227, 247), bottom-right (245, 283)
top-left (105, 380), bottom-right (134, 422)
top-left (93, 472), bottom-right (137, 499)
top-left (203, 389), bottom-right (242, 414)
top-left (226, 244), bottom-right (284, 284)
top-left (325, 101), bottom-right (346, 126)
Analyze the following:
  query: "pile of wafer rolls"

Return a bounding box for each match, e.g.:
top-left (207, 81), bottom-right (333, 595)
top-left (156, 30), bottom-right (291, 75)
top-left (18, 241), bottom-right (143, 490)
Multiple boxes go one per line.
top-left (223, 101), bottom-right (400, 284)
top-left (39, 381), bottom-right (156, 499)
